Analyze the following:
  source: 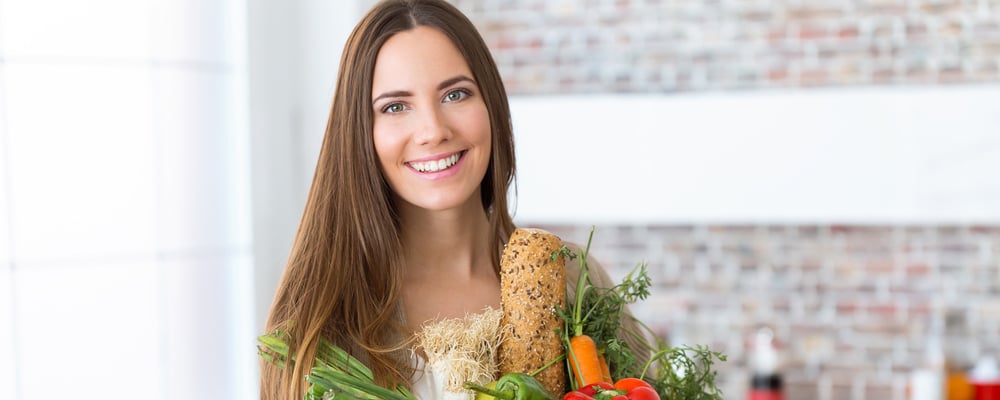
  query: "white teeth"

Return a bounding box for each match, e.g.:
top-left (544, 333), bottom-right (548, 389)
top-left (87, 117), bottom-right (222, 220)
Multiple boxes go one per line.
top-left (411, 153), bottom-right (461, 172)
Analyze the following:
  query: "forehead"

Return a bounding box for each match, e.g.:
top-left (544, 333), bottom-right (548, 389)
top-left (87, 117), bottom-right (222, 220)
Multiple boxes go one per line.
top-left (372, 26), bottom-right (474, 92)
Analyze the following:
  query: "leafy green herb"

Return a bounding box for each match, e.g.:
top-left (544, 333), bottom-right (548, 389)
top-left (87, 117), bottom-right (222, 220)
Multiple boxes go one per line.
top-left (551, 245), bottom-right (577, 262)
top-left (640, 344), bottom-right (727, 400)
top-left (553, 227), bottom-right (727, 399)
top-left (257, 330), bottom-right (415, 400)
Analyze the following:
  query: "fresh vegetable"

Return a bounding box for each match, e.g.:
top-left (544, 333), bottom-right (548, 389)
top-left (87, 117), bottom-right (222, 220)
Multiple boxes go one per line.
top-left (612, 377), bottom-right (651, 392)
top-left (624, 387), bottom-right (659, 400)
top-left (464, 373), bottom-right (557, 400)
top-left (568, 334), bottom-right (605, 387)
top-left (258, 329), bottom-right (416, 400)
top-left (561, 231), bottom-right (612, 389)
top-left (577, 382), bottom-right (614, 396)
top-left (417, 308), bottom-right (506, 397)
top-left (559, 228), bottom-right (651, 389)
top-left (260, 311), bottom-right (507, 400)
top-left (475, 381), bottom-right (498, 400)
top-left (615, 377), bottom-right (659, 400)
top-left (562, 392), bottom-right (595, 400)
top-left (562, 377), bottom-right (660, 400)
top-left (598, 353), bottom-right (613, 383)
top-left (638, 344), bottom-right (726, 400)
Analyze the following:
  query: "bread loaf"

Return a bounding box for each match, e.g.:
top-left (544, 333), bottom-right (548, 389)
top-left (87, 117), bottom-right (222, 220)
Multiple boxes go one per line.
top-left (498, 228), bottom-right (567, 395)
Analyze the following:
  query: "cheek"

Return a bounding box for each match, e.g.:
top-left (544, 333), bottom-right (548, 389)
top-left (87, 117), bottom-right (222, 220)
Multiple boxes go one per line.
top-left (463, 104), bottom-right (492, 146)
top-left (372, 124), bottom-right (404, 167)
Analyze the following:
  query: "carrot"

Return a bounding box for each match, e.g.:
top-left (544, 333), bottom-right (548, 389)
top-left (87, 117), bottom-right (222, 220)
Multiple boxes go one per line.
top-left (598, 353), bottom-right (612, 383)
top-left (569, 334), bottom-right (605, 387)
top-left (564, 230), bottom-right (611, 389)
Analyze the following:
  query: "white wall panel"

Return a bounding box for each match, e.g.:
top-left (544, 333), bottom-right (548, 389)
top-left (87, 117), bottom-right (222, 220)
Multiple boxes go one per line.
top-left (246, 0), bottom-right (302, 335)
top-left (149, 0), bottom-right (232, 65)
top-left (1, 0), bottom-right (252, 399)
top-left (0, 267), bottom-right (14, 400)
top-left (152, 69), bottom-right (249, 254)
top-left (0, 0), bottom-right (5, 58)
top-left (509, 86), bottom-right (1000, 224)
top-left (4, 64), bottom-right (155, 263)
top-left (0, 60), bottom-right (12, 400)
top-left (0, 63), bottom-right (9, 264)
top-left (0, 0), bottom-right (151, 60)
top-left (14, 261), bottom-right (162, 400)
top-left (161, 253), bottom-right (253, 400)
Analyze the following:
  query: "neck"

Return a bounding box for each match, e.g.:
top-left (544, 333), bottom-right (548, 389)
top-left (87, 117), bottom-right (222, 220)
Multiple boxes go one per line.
top-left (397, 197), bottom-right (493, 280)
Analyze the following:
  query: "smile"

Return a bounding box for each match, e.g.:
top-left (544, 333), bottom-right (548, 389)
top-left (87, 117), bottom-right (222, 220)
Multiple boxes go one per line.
top-left (407, 151), bottom-right (464, 173)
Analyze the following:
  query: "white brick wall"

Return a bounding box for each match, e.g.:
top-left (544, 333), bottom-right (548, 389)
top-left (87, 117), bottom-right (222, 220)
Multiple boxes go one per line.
top-left (454, 0), bottom-right (1000, 93)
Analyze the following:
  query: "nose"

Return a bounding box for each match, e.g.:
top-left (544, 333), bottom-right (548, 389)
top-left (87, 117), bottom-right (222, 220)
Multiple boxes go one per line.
top-left (413, 107), bottom-right (451, 145)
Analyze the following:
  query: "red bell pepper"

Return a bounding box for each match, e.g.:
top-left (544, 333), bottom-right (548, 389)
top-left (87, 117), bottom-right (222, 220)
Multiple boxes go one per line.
top-left (561, 378), bottom-right (660, 400)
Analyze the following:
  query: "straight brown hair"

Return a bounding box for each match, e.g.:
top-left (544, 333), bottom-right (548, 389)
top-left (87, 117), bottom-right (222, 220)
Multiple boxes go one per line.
top-left (259, 0), bottom-right (516, 398)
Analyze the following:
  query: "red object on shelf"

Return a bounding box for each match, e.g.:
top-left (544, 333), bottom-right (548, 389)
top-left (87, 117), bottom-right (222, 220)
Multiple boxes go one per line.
top-left (748, 374), bottom-right (784, 400)
top-left (973, 383), bottom-right (1000, 400)
top-left (747, 328), bottom-right (784, 400)
top-left (748, 390), bottom-right (785, 400)
top-left (970, 356), bottom-right (1000, 400)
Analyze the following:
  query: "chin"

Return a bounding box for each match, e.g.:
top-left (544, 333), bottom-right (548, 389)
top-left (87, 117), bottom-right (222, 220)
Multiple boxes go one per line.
top-left (413, 199), bottom-right (470, 212)
top-left (401, 189), bottom-right (483, 213)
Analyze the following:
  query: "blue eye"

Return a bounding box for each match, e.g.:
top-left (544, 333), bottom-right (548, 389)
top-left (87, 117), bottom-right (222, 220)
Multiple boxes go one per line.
top-left (444, 89), bottom-right (470, 103)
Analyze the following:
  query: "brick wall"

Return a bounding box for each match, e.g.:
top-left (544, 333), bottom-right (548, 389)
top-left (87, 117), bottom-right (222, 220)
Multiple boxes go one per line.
top-left (530, 224), bottom-right (1000, 399)
top-left (450, 0), bottom-right (1000, 94)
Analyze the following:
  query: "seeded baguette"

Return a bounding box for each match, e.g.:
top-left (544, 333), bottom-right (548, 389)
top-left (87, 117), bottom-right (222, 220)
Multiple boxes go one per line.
top-left (498, 228), bottom-right (567, 396)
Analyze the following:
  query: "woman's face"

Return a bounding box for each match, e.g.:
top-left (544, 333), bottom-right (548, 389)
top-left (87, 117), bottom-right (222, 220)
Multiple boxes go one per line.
top-left (371, 26), bottom-right (491, 213)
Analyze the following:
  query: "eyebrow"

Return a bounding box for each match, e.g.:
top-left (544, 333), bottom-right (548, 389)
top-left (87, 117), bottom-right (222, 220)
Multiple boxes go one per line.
top-left (372, 75), bottom-right (476, 104)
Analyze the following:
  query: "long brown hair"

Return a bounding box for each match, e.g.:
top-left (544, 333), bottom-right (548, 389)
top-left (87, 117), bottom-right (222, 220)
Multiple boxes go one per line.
top-left (260, 0), bottom-right (516, 398)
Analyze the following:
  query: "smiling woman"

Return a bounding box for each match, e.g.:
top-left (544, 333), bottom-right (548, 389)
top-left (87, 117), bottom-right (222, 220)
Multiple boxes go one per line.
top-left (258, 0), bottom-right (517, 399)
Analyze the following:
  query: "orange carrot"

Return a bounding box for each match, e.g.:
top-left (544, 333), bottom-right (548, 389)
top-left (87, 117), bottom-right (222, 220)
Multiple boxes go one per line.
top-left (566, 230), bottom-right (613, 388)
top-left (598, 353), bottom-right (612, 383)
top-left (569, 335), bottom-right (605, 387)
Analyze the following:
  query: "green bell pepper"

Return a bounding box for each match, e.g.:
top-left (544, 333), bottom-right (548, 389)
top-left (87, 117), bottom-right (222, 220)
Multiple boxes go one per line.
top-left (464, 373), bottom-right (556, 400)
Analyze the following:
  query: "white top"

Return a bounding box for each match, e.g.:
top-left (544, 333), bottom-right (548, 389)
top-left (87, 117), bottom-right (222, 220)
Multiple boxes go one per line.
top-left (410, 354), bottom-right (478, 400)
top-left (411, 355), bottom-right (440, 399)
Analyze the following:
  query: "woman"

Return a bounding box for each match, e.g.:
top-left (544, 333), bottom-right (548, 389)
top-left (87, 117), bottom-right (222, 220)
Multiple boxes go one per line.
top-left (260, 1), bottom-right (645, 398)
top-left (261, 1), bottom-right (514, 398)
